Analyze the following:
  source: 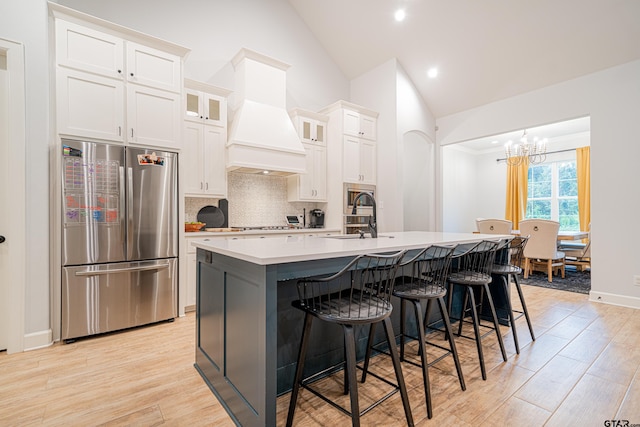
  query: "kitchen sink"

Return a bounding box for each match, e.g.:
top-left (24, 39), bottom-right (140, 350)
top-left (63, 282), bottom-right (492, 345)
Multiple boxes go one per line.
top-left (322, 234), bottom-right (393, 239)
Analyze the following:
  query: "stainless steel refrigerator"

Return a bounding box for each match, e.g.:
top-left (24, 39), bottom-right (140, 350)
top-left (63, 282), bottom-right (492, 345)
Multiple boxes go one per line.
top-left (61, 139), bottom-right (178, 342)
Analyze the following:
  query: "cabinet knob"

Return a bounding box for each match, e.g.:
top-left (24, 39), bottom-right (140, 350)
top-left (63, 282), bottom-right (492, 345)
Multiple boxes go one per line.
top-left (117, 69), bottom-right (122, 74)
top-left (130, 73), bottom-right (134, 77)
top-left (0, 235), bottom-right (5, 244)
top-left (205, 117), bottom-right (209, 120)
top-left (200, 116), bottom-right (203, 119)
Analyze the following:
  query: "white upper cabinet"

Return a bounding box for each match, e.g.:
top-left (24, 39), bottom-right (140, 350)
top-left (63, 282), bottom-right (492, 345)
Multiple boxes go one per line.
top-left (55, 20), bottom-right (124, 79)
top-left (183, 122), bottom-right (227, 197)
top-left (342, 136), bottom-right (376, 185)
top-left (320, 101), bottom-right (378, 186)
top-left (185, 87), bottom-right (227, 127)
top-left (183, 80), bottom-right (231, 198)
top-left (287, 109), bottom-right (328, 202)
top-left (52, 5), bottom-right (189, 149)
top-left (299, 117), bottom-right (326, 144)
top-left (125, 42), bottom-right (181, 93)
top-left (56, 67), bottom-right (126, 142)
top-left (126, 84), bottom-right (181, 148)
top-left (343, 109), bottom-right (377, 141)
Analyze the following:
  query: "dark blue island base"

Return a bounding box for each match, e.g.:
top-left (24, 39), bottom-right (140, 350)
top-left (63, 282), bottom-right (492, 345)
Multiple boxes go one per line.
top-left (192, 234), bottom-right (511, 426)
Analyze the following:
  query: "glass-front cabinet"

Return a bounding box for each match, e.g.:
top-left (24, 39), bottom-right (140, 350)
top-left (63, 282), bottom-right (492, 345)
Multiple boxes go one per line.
top-left (185, 87), bottom-right (226, 127)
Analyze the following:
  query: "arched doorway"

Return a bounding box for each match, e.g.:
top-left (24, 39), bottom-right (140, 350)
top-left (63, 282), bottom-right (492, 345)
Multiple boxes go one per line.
top-left (402, 130), bottom-right (435, 231)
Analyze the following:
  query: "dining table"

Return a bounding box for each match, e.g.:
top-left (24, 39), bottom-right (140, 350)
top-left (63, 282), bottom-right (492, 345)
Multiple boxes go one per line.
top-left (555, 230), bottom-right (589, 240)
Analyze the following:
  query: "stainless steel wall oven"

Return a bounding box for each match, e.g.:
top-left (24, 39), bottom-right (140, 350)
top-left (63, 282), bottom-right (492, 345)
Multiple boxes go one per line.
top-left (343, 183), bottom-right (375, 234)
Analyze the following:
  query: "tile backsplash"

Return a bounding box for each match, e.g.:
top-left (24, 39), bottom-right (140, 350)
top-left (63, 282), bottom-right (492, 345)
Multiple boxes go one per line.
top-left (185, 172), bottom-right (319, 227)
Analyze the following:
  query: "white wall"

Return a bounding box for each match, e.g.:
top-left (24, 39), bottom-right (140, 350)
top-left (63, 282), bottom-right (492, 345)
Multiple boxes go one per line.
top-left (350, 59), bottom-right (398, 232)
top-left (396, 64), bottom-right (437, 231)
top-left (442, 146), bottom-right (478, 232)
top-left (437, 60), bottom-right (640, 307)
top-left (350, 58), bottom-right (437, 233)
top-left (0, 0), bottom-right (51, 341)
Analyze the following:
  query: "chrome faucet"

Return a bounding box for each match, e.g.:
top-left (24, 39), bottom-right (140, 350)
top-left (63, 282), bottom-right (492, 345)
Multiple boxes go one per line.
top-left (351, 191), bottom-right (377, 238)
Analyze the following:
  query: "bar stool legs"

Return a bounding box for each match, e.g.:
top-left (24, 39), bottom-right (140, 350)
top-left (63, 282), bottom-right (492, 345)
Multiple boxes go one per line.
top-left (491, 236), bottom-right (536, 354)
top-left (287, 315), bottom-right (414, 427)
top-left (450, 282), bottom-right (508, 380)
top-left (402, 296), bottom-right (466, 419)
top-left (499, 273), bottom-right (536, 354)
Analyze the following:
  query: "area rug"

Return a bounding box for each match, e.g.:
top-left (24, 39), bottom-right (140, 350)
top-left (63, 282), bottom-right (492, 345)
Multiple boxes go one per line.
top-left (519, 268), bottom-right (591, 294)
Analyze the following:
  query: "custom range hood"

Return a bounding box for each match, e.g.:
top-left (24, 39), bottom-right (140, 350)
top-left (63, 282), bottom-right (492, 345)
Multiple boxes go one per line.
top-left (226, 48), bottom-right (306, 176)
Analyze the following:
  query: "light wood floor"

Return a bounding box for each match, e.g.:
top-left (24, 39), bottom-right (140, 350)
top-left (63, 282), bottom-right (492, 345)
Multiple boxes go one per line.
top-left (1, 284), bottom-right (639, 426)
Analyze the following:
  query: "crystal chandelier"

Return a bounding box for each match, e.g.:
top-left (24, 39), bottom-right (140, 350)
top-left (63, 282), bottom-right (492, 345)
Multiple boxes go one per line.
top-left (504, 130), bottom-right (548, 166)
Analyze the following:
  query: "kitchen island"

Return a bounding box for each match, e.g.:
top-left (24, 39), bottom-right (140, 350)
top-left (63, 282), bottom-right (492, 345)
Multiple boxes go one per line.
top-left (191, 231), bottom-right (504, 426)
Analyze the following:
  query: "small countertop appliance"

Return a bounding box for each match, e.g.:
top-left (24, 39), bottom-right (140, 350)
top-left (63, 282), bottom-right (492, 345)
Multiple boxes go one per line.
top-left (308, 209), bottom-right (325, 228)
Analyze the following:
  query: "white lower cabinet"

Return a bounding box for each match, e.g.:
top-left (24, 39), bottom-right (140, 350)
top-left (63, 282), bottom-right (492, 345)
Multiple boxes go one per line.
top-left (185, 251), bottom-right (197, 309)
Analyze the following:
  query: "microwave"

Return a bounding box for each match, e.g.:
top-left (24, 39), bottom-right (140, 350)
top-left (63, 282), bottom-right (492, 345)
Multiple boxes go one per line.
top-left (344, 183), bottom-right (376, 214)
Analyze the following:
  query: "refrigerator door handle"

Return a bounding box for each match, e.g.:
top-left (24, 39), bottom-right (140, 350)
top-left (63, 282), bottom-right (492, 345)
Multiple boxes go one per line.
top-left (75, 262), bottom-right (171, 276)
top-left (127, 166), bottom-right (134, 259)
top-left (119, 165), bottom-right (126, 254)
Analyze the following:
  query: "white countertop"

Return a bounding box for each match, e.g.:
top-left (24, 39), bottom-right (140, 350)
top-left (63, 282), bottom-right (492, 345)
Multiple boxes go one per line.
top-left (184, 227), bottom-right (340, 238)
top-left (190, 231), bottom-right (506, 265)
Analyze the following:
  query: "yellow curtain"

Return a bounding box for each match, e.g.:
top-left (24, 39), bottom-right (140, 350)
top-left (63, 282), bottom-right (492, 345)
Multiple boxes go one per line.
top-left (576, 146), bottom-right (591, 231)
top-left (505, 157), bottom-right (529, 230)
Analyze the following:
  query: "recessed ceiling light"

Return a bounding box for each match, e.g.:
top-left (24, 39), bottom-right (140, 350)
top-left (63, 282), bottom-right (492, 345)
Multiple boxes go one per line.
top-left (427, 67), bottom-right (438, 78)
top-left (394, 9), bottom-right (406, 22)
top-left (262, 170), bottom-right (270, 174)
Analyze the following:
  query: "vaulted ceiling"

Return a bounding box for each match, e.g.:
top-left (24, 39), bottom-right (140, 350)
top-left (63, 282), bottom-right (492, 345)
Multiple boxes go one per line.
top-left (288, 0), bottom-right (640, 119)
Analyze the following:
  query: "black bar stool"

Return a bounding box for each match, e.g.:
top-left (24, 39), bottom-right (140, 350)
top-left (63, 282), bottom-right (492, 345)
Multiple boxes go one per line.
top-left (491, 236), bottom-right (536, 354)
top-left (362, 245), bottom-right (466, 419)
top-left (286, 251), bottom-right (414, 427)
top-left (447, 240), bottom-right (508, 380)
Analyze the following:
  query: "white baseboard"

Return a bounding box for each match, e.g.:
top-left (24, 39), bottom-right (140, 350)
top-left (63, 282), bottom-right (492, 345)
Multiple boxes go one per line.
top-left (23, 329), bottom-right (53, 351)
top-left (589, 291), bottom-right (640, 309)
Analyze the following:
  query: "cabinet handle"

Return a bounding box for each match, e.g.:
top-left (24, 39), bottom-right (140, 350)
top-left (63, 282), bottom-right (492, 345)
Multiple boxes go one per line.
top-left (200, 182), bottom-right (203, 190)
top-left (205, 182), bottom-right (209, 190)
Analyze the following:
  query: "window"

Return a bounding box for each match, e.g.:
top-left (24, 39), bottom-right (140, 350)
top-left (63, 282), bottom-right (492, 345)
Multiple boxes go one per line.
top-left (526, 161), bottom-right (579, 230)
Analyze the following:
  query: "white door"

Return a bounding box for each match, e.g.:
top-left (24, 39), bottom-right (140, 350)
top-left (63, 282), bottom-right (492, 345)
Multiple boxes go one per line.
top-left (0, 55), bottom-right (8, 351)
top-left (0, 39), bottom-right (26, 354)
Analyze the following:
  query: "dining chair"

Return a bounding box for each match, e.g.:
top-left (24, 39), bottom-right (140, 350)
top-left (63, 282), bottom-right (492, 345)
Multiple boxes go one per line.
top-left (476, 218), bottom-right (513, 235)
top-left (519, 219), bottom-right (565, 282)
top-left (558, 231), bottom-right (591, 271)
top-left (286, 251), bottom-right (414, 427)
